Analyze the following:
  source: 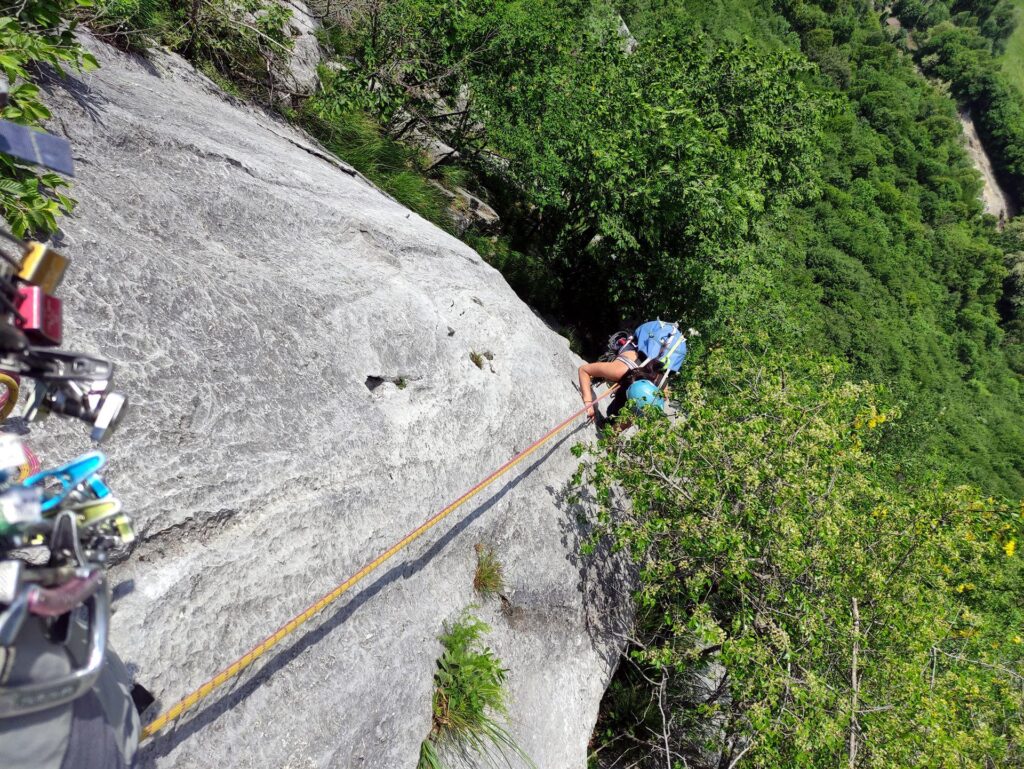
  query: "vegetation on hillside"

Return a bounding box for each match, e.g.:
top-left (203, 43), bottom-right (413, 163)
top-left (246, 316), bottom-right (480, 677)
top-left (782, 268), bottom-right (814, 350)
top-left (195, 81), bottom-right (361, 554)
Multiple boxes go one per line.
top-left (90, 0), bottom-right (296, 100)
top-left (577, 337), bottom-right (1024, 767)
top-left (768, 0), bottom-right (1023, 496)
top-left (1000, 0), bottom-right (1024, 92)
top-left (319, 0), bottom-right (1023, 495)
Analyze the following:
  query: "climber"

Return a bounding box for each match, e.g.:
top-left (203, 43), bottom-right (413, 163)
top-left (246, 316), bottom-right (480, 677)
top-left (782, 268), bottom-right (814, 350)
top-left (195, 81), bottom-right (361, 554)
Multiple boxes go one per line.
top-left (577, 320), bottom-right (692, 422)
top-left (578, 354), bottom-right (666, 422)
top-left (578, 333), bottom-right (640, 421)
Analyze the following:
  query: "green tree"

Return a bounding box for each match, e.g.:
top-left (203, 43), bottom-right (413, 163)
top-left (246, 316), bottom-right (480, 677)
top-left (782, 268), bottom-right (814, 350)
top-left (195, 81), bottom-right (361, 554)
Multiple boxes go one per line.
top-left (580, 336), bottom-right (1024, 768)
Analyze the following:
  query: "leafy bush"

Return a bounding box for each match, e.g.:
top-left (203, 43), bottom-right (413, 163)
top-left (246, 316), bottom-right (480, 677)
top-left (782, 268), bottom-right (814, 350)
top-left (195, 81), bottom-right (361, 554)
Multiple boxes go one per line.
top-left (419, 614), bottom-right (531, 769)
top-left (472, 543), bottom-right (504, 597)
top-left (87, 0), bottom-right (172, 50)
top-left (0, 0), bottom-right (98, 235)
top-left (320, 0), bottom-right (826, 329)
top-left (181, 0), bottom-right (294, 102)
top-left (578, 335), bottom-right (1024, 768)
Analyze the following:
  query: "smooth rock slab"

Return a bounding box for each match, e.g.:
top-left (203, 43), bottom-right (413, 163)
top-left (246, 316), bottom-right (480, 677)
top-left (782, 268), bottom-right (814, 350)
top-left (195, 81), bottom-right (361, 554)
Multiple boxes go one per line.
top-left (31, 34), bottom-right (630, 769)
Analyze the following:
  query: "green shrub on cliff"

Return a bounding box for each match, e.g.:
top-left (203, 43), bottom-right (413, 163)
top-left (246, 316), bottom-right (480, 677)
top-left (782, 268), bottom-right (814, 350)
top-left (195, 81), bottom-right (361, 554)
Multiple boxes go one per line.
top-left (419, 613), bottom-right (531, 769)
top-left (578, 335), bottom-right (1024, 767)
top-left (90, 0), bottom-right (294, 103)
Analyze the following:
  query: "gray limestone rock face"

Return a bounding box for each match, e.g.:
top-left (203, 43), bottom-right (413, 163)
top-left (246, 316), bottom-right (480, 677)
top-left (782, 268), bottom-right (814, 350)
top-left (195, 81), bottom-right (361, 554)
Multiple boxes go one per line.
top-left (616, 15), bottom-right (638, 55)
top-left (428, 182), bottom-right (501, 236)
top-left (29, 33), bottom-right (630, 769)
top-left (278, 0), bottom-right (322, 98)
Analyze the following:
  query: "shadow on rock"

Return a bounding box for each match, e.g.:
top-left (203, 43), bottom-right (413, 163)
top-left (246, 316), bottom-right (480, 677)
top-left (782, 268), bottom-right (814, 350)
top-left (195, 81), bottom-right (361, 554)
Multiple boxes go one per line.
top-left (39, 64), bottom-right (109, 126)
top-left (552, 453), bottom-right (636, 673)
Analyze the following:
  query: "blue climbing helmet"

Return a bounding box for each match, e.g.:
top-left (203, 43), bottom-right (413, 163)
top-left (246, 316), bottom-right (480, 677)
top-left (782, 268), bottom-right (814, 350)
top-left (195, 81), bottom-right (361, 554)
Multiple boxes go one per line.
top-left (626, 379), bottom-right (666, 413)
top-left (634, 320), bottom-right (688, 373)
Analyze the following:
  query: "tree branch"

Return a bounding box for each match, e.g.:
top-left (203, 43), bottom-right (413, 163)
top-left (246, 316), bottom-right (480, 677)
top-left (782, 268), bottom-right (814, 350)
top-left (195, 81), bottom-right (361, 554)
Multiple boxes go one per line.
top-left (849, 597), bottom-right (860, 769)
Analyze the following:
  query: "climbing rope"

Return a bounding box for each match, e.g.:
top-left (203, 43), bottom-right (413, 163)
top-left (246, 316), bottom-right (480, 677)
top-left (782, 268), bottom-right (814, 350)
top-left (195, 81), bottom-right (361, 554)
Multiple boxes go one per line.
top-left (141, 384), bottom-right (619, 740)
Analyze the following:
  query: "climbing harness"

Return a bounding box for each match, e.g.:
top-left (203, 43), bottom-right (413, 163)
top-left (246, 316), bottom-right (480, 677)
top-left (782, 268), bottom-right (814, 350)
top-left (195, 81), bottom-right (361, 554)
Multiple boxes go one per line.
top-left (139, 383), bottom-right (621, 740)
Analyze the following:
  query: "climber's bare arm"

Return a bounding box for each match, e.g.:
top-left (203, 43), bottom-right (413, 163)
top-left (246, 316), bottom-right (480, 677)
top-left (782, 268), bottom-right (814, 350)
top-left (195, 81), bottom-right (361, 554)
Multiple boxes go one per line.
top-left (578, 360), bottom-right (628, 421)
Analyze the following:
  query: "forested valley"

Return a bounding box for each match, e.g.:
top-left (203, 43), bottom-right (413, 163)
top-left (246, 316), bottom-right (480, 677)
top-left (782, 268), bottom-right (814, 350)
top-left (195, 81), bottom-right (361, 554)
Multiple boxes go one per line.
top-left (4, 0), bottom-right (1024, 763)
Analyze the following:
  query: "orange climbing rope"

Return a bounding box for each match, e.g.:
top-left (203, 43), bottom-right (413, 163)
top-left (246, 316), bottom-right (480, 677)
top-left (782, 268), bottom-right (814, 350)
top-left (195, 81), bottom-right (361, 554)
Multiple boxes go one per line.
top-left (141, 385), bottom-right (618, 740)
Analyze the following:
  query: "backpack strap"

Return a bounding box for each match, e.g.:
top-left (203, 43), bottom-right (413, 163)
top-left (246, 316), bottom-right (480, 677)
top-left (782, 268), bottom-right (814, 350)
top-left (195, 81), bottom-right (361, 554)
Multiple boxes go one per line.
top-left (659, 331), bottom-right (685, 368)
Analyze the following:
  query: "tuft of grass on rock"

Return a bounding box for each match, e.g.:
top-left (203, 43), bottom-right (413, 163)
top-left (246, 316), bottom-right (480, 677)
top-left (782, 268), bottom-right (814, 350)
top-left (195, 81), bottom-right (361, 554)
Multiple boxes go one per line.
top-left (418, 614), bottom-right (532, 769)
top-left (299, 105), bottom-right (450, 229)
top-left (436, 163), bottom-right (473, 190)
top-left (473, 543), bottom-right (504, 598)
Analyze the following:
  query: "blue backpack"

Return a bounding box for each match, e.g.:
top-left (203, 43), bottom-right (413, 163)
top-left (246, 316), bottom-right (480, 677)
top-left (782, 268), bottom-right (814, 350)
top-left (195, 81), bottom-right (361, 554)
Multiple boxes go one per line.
top-left (634, 320), bottom-right (688, 372)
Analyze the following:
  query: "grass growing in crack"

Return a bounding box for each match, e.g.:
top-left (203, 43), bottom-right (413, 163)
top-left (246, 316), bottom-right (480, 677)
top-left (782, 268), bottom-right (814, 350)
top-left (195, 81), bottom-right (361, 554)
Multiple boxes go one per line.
top-left (473, 544), bottom-right (504, 598)
top-left (418, 614), bottom-right (532, 769)
top-left (436, 164), bottom-right (473, 190)
top-left (299, 106), bottom-right (450, 228)
top-left (470, 350), bottom-right (495, 370)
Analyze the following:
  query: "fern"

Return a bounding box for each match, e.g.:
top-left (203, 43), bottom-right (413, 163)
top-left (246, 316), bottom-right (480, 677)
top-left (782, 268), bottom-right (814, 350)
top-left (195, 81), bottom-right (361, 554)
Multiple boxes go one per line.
top-left (419, 614), bottom-right (533, 769)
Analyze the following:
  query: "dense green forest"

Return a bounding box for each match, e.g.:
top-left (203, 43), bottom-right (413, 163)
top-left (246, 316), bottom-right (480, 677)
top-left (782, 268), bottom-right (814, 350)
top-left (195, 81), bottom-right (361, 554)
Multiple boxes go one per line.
top-left (1002, 0), bottom-right (1024, 91)
top-left (3, 0), bottom-right (1023, 764)
top-left (893, 0), bottom-right (1024, 211)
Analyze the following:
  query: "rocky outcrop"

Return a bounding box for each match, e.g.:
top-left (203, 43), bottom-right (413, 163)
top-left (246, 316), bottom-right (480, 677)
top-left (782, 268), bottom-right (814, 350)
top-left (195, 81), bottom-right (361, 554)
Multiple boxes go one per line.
top-left (277, 0), bottom-right (322, 99)
top-left (959, 109), bottom-right (1018, 223)
top-left (430, 182), bottom-right (501, 235)
top-left (33, 33), bottom-right (630, 769)
top-left (617, 15), bottom-right (638, 54)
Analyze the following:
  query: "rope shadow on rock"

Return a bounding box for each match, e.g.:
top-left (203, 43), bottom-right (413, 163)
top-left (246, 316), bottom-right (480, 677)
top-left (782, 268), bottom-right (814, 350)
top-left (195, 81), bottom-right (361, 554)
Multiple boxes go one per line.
top-left (136, 427), bottom-right (584, 765)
